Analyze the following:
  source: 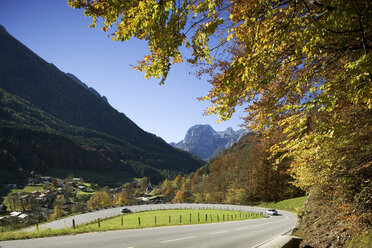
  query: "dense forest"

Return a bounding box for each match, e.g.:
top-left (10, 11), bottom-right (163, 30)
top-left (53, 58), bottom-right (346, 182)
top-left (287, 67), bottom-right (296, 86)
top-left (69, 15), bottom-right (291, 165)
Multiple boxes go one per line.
top-left (161, 133), bottom-right (304, 204)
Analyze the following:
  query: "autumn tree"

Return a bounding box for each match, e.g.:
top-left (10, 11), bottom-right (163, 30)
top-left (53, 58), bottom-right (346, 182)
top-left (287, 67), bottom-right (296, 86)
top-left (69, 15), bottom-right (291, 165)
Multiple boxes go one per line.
top-left (161, 179), bottom-right (175, 202)
top-left (50, 205), bottom-right (64, 220)
top-left (114, 183), bottom-right (135, 206)
top-left (161, 179), bottom-right (172, 194)
top-left (87, 190), bottom-right (112, 210)
top-left (54, 194), bottom-right (66, 207)
top-left (180, 176), bottom-right (188, 191)
top-left (172, 189), bottom-right (193, 203)
top-left (190, 169), bottom-right (203, 194)
top-left (68, 0), bottom-right (370, 182)
top-left (173, 174), bottom-right (182, 189)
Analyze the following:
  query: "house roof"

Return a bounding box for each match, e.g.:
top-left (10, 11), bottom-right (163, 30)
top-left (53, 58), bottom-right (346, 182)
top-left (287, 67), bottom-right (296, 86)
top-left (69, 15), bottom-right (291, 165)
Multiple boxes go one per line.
top-left (10, 211), bottom-right (22, 217)
top-left (18, 214), bottom-right (28, 219)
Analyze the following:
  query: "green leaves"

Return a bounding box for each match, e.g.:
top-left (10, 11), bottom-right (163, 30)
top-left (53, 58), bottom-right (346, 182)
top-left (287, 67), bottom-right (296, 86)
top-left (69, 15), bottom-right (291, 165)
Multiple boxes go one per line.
top-left (68, 0), bottom-right (372, 193)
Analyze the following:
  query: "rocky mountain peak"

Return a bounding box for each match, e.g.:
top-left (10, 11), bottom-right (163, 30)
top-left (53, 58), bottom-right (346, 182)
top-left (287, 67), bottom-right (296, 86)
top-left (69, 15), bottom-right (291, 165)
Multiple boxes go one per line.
top-left (224, 127), bottom-right (234, 134)
top-left (184, 124), bottom-right (216, 142)
top-left (171, 124), bottom-right (249, 161)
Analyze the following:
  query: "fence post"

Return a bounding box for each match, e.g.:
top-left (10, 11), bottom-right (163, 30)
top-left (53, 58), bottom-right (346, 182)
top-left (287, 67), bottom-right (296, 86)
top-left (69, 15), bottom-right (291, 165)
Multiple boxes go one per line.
top-left (138, 216), bottom-right (141, 226)
top-left (190, 213), bottom-right (191, 223)
top-left (169, 215), bottom-right (171, 224)
top-left (198, 213), bottom-right (200, 222)
top-left (98, 218), bottom-right (101, 228)
top-left (180, 215), bottom-right (182, 224)
top-left (217, 215), bottom-right (219, 222)
top-left (72, 219), bottom-right (75, 229)
top-left (121, 216), bottom-right (123, 226)
top-left (155, 216), bottom-right (157, 225)
top-left (205, 213), bottom-right (208, 222)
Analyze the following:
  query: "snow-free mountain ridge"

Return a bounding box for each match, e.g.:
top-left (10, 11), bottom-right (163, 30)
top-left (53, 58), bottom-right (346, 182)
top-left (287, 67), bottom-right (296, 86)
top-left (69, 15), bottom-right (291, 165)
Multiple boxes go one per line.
top-left (171, 124), bottom-right (249, 161)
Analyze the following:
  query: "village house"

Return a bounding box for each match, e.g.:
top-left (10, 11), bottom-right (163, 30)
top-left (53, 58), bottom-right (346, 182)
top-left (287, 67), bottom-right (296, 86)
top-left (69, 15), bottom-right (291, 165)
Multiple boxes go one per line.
top-left (18, 213), bottom-right (28, 221)
top-left (36, 193), bottom-right (47, 201)
top-left (10, 211), bottom-right (22, 217)
top-left (78, 185), bottom-right (87, 191)
top-left (73, 178), bottom-right (81, 183)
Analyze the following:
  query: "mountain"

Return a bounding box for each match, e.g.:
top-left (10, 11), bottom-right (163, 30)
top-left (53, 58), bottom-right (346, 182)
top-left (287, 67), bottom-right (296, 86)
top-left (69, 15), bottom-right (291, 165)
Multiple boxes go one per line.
top-left (65, 73), bottom-right (108, 103)
top-left (0, 25), bottom-right (204, 184)
top-left (171, 124), bottom-right (249, 161)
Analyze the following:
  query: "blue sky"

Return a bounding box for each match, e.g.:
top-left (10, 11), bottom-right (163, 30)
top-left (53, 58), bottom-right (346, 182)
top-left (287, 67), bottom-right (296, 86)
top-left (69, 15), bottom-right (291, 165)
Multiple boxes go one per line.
top-left (0, 0), bottom-right (246, 143)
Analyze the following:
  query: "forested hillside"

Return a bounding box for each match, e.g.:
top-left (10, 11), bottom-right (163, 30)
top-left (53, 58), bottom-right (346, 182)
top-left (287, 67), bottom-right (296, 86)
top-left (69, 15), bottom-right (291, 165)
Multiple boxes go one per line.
top-left (161, 133), bottom-right (303, 204)
top-left (0, 25), bottom-right (204, 185)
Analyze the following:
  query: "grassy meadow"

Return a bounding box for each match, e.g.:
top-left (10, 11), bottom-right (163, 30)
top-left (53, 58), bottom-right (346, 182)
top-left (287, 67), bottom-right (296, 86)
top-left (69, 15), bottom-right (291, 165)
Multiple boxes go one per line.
top-left (257, 196), bottom-right (307, 214)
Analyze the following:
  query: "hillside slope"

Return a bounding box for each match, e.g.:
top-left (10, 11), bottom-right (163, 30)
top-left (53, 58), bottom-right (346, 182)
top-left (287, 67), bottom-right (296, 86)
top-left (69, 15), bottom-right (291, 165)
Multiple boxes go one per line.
top-left (163, 133), bottom-right (304, 204)
top-left (0, 25), bottom-right (204, 184)
top-left (197, 133), bottom-right (303, 203)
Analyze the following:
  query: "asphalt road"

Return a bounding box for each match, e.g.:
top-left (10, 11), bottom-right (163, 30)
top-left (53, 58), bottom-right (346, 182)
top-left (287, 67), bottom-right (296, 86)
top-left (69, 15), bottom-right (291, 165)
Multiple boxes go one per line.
top-left (25, 203), bottom-right (270, 231)
top-left (1, 204), bottom-right (297, 248)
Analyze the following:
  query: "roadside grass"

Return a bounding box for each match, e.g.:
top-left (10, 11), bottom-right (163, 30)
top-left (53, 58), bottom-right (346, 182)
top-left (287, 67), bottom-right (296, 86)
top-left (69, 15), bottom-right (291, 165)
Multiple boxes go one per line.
top-left (83, 209), bottom-right (263, 230)
top-left (344, 231), bottom-right (372, 248)
top-left (0, 209), bottom-right (264, 241)
top-left (257, 196), bottom-right (307, 214)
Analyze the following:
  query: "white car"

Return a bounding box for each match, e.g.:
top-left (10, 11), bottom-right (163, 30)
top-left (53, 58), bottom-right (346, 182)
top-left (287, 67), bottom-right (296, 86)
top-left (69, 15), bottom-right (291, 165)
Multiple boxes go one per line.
top-left (266, 209), bottom-right (278, 216)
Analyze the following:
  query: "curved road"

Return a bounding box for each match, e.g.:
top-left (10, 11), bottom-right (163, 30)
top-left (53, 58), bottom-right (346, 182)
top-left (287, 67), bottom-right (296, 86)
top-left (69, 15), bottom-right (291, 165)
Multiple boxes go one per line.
top-left (28, 203), bottom-right (268, 231)
top-left (1, 204), bottom-right (297, 248)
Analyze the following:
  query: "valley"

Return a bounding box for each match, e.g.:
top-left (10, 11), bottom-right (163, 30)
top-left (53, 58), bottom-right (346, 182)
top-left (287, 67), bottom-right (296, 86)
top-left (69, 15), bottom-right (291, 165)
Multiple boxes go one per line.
top-left (1, 0), bottom-right (371, 246)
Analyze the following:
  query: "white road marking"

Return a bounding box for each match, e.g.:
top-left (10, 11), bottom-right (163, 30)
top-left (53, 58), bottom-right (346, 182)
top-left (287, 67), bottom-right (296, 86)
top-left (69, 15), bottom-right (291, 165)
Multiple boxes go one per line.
top-left (160, 236), bottom-right (196, 243)
top-left (252, 228), bottom-right (294, 248)
top-left (210, 230), bottom-right (229, 235)
top-left (235, 227), bottom-right (250, 230)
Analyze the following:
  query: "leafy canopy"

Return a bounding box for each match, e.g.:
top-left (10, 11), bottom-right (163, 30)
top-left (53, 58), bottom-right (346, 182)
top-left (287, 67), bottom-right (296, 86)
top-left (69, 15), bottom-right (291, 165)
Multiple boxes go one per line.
top-left (68, 0), bottom-right (372, 189)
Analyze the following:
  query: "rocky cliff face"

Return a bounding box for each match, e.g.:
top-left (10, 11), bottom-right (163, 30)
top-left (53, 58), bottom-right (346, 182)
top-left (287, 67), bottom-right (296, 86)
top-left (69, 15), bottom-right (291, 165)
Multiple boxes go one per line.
top-left (171, 124), bottom-right (249, 161)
